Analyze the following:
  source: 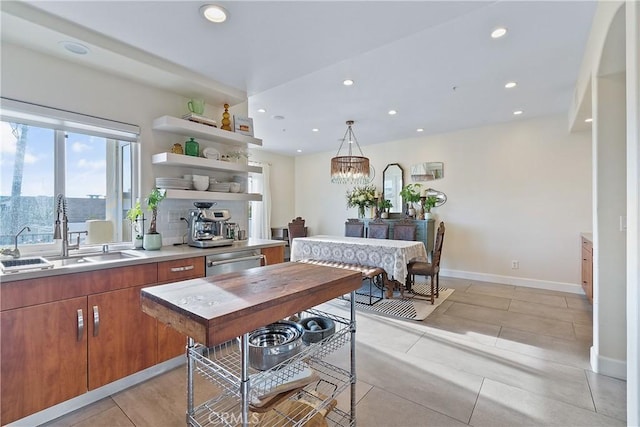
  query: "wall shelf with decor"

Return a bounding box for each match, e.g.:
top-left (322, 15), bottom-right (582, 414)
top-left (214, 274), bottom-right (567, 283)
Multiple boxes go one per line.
top-left (162, 189), bottom-right (262, 202)
top-left (152, 115), bottom-right (262, 148)
top-left (152, 152), bottom-right (261, 174)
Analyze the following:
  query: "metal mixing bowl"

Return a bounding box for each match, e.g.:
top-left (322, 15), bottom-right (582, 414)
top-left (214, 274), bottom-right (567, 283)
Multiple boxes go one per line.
top-left (248, 320), bottom-right (305, 370)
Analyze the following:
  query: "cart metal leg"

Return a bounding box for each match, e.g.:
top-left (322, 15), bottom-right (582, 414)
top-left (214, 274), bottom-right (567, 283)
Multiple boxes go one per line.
top-left (240, 332), bottom-right (250, 427)
top-left (186, 337), bottom-right (195, 425)
top-left (350, 290), bottom-right (357, 426)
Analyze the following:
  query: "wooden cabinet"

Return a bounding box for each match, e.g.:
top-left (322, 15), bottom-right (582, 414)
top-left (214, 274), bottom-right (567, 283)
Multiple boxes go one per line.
top-left (156, 257), bottom-right (205, 362)
top-left (581, 236), bottom-right (593, 304)
top-left (261, 245), bottom-right (285, 265)
top-left (0, 264), bottom-right (158, 424)
top-left (1, 297), bottom-right (88, 424)
top-left (87, 286), bottom-right (158, 389)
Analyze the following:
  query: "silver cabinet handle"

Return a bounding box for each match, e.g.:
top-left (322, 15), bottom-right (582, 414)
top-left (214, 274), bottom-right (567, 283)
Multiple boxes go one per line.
top-left (207, 255), bottom-right (264, 268)
top-left (77, 309), bottom-right (84, 342)
top-left (170, 265), bottom-right (195, 272)
top-left (93, 305), bottom-right (100, 337)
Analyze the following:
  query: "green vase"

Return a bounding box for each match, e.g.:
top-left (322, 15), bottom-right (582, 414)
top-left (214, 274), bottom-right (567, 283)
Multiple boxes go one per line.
top-left (358, 206), bottom-right (365, 219)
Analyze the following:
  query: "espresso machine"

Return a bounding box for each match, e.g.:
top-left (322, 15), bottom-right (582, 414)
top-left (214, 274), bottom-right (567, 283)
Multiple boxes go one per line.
top-left (186, 202), bottom-right (234, 248)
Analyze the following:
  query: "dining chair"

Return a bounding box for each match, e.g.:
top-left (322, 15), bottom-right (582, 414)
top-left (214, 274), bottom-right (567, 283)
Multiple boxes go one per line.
top-left (287, 217), bottom-right (307, 244)
top-left (392, 220), bottom-right (417, 241)
top-left (407, 221), bottom-right (446, 304)
top-left (345, 219), bottom-right (365, 237)
top-left (367, 219), bottom-right (389, 239)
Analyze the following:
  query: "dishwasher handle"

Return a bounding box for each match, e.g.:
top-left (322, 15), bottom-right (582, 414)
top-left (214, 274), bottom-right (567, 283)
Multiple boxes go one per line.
top-left (207, 254), bottom-right (265, 268)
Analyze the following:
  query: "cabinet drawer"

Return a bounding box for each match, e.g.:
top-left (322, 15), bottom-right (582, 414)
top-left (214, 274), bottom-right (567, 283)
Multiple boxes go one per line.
top-left (157, 257), bottom-right (205, 283)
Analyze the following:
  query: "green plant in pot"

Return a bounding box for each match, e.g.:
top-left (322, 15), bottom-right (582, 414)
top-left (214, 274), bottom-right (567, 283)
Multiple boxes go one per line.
top-left (126, 201), bottom-right (144, 248)
top-left (378, 199), bottom-right (393, 219)
top-left (423, 195), bottom-right (438, 219)
top-left (143, 188), bottom-right (166, 250)
top-left (399, 184), bottom-right (422, 217)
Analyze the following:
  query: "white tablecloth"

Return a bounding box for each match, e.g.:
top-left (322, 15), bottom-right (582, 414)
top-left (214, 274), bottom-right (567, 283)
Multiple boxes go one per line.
top-left (290, 235), bottom-right (427, 282)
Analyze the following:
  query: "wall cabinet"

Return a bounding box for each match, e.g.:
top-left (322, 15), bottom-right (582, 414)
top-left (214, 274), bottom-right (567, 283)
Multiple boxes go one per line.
top-left (581, 236), bottom-right (593, 304)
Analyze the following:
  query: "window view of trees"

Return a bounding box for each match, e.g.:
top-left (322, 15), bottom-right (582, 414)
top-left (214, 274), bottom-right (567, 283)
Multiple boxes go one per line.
top-left (0, 120), bottom-right (135, 247)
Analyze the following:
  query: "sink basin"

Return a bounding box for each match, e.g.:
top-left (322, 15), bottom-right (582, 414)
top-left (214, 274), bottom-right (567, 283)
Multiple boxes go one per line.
top-left (82, 252), bottom-right (140, 262)
top-left (0, 257), bottom-right (54, 273)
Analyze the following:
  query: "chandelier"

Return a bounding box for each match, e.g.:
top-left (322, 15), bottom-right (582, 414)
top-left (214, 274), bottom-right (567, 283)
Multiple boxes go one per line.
top-left (330, 120), bottom-right (371, 184)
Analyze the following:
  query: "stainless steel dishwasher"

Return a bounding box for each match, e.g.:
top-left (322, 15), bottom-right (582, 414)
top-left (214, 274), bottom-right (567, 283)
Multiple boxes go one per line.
top-left (205, 249), bottom-right (264, 276)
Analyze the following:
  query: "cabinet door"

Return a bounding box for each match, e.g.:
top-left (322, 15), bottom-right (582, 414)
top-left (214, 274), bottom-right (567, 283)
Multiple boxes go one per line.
top-left (1, 297), bottom-right (88, 424)
top-left (87, 286), bottom-right (157, 389)
top-left (262, 246), bottom-right (285, 265)
top-left (156, 257), bottom-right (205, 362)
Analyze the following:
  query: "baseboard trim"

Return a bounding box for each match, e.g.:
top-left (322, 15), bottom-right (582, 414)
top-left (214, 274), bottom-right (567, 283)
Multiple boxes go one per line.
top-left (440, 269), bottom-right (584, 294)
top-left (7, 356), bottom-right (185, 426)
top-left (590, 346), bottom-right (627, 380)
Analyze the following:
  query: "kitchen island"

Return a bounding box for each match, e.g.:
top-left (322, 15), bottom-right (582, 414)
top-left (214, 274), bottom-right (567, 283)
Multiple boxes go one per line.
top-left (141, 261), bottom-right (361, 426)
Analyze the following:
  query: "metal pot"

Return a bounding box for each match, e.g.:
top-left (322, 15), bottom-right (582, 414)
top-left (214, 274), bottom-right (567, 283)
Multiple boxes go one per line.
top-left (248, 320), bottom-right (304, 370)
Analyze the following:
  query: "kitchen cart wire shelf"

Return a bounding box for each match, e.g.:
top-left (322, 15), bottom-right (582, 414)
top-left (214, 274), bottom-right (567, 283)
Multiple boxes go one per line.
top-left (189, 359), bottom-right (354, 427)
top-left (189, 309), bottom-right (353, 398)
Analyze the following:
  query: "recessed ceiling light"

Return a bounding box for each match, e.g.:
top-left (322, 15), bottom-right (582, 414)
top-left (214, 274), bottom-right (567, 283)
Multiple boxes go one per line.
top-left (388, 110), bottom-right (397, 115)
top-left (257, 108), bottom-right (266, 113)
top-left (513, 110), bottom-right (523, 115)
top-left (343, 79), bottom-right (354, 86)
top-left (297, 149), bottom-right (302, 153)
top-left (200, 4), bottom-right (228, 23)
top-left (312, 128), bottom-right (319, 132)
top-left (505, 81), bottom-right (517, 89)
top-left (585, 118), bottom-right (593, 123)
top-left (416, 128), bottom-right (424, 132)
top-left (491, 27), bottom-right (507, 39)
top-left (59, 41), bottom-right (89, 55)
top-left (272, 115), bottom-right (285, 120)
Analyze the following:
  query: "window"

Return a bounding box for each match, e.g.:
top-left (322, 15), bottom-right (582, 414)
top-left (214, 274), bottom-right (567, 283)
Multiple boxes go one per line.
top-left (0, 98), bottom-right (139, 249)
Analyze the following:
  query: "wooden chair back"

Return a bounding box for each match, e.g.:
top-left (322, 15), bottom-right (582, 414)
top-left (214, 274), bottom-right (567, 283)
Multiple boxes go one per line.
top-left (393, 220), bottom-right (416, 241)
top-left (287, 217), bottom-right (307, 243)
top-left (431, 221), bottom-right (446, 269)
top-left (345, 219), bottom-right (365, 237)
top-left (367, 220), bottom-right (389, 239)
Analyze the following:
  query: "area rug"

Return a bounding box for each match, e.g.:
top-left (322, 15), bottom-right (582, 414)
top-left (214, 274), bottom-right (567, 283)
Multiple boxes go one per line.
top-left (341, 281), bottom-right (454, 321)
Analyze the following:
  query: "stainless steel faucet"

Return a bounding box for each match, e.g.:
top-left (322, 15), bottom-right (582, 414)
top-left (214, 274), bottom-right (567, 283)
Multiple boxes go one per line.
top-left (54, 194), bottom-right (83, 257)
top-left (1, 226), bottom-right (31, 258)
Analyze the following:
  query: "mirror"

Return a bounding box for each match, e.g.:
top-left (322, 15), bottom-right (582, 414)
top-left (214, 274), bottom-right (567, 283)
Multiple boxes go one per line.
top-left (410, 162), bottom-right (444, 181)
top-left (382, 163), bottom-right (403, 213)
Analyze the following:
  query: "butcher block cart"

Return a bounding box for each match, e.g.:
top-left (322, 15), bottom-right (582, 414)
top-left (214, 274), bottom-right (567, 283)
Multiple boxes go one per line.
top-left (141, 261), bottom-right (361, 427)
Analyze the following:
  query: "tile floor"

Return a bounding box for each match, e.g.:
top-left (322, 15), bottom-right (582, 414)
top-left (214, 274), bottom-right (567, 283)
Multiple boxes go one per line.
top-left (43, 277), bottom-right (626, 427)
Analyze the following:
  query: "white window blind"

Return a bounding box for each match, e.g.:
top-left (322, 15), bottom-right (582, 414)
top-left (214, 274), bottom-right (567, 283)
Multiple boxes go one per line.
top-left (0, 97), bottom-right (139, 142)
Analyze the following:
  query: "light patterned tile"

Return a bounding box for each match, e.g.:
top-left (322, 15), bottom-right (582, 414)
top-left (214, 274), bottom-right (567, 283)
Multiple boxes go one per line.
top-left (448, 289), bottom-right (511, 310)
top-left (42, 398), bottom-right (120, 427)
top-left (466, 282), bottom-right (515, 299)
top-left (508, 299), bottom-right (593, 326)
top-left (566, 295), bottom-right (592, 311)
top-left (585, 371), bottom-right (627, 422)
top-left (512, 288), bottom-right (568, 308)
top-left (445, 302), bottom-right (576, 340)
top-left (470, 379), bottom-right (625, 426)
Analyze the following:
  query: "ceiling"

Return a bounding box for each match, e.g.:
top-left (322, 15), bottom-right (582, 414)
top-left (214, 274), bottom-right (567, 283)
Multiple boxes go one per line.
top-left (1, 1), bottom-right (596, 156)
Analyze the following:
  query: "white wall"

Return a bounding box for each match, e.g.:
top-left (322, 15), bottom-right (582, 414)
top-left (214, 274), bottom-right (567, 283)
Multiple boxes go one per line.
top-left (294, 114), bottom-right (591, 290)
top-left (0, 43), bottom-right (250, 244)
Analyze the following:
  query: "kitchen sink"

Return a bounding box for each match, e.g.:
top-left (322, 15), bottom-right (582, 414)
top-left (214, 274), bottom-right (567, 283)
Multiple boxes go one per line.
top-left (43, 251), bottom-right (142, 267)
top-left (82, 252), bottom-right (141, 262)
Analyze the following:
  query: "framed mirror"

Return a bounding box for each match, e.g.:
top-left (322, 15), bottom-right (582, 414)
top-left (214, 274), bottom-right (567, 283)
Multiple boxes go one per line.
top-left (382, 163), bottom-right (403, 213)
top-left (410, 162), bottom-right (444, 181)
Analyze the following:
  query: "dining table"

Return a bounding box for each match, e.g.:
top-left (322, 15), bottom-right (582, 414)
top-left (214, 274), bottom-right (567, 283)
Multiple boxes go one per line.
top-left (290, 235), bottom-right (428, 298)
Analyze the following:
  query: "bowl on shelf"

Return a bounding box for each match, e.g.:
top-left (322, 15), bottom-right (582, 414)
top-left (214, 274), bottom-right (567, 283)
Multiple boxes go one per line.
top-left (298, 316), bottom-right (335, 344)
top-left (248, 320), bottom-right (305, 370)
top-left (229, 182), bottom-right (241, 193)
top-left (192, 175), bottom-right (209, 191)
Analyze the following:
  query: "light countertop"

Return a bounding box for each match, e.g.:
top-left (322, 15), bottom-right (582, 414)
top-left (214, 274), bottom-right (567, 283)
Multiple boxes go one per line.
top-left (0, 239), bottom-right (285, 283)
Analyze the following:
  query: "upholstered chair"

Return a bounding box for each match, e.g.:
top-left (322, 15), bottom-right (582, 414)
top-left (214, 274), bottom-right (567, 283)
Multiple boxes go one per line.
top-left (392, 220), bottom-right (417, 241)
top-left (367, 219), bottom-right (389, 239)
top-left (407, 221), bottom-right (446, 304)
top-left (345, 219), bottom-right (365, 237)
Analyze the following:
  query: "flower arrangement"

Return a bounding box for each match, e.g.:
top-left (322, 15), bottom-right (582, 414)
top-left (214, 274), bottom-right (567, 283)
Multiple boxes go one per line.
top-left (346, 185), bottom-right (377, 218)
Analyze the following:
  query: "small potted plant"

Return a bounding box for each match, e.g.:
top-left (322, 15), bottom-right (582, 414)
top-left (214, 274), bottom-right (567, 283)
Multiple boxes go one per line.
top-left (424, 195), bottom-right (438, 219)
top-left (378, 199), bottom-right (393, 219)
top-left (399, 183), bottom-right (422, 217)
top-left (126, 201), bottom-right (144, 249)
top-left (143, 188), bottom-right (166, 250)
